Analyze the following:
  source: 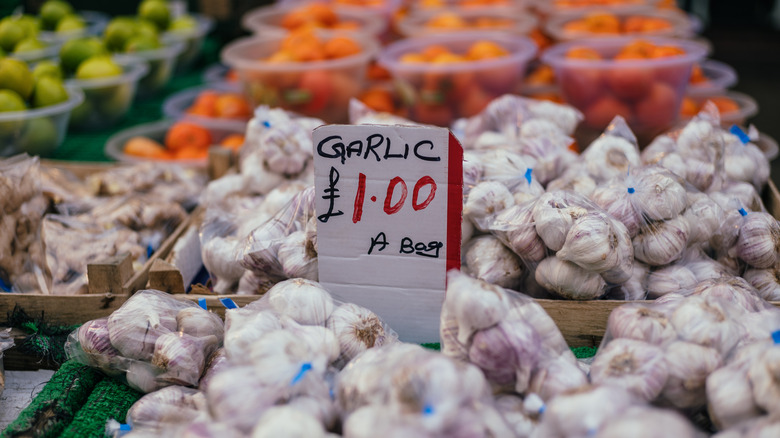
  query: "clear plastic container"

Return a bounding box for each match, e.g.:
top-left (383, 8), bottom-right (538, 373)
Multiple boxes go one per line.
top-left (532, 0), bottom-right (660, 17)
top-left (688, 59), bottom-right (738, 93)
top-left (9, 37), bottom-right (62, 64)
top-left (378, 32), bottom-right (537, 125)
top-left (680, 91), bottom-right (758, 127)
top-left (0, 86), bottom-right (84, 157)
top-left (163, 14), bottom-right (216, 72)
top-left (38, 10), bottom-right (110, 43)
top-left (65, 58), bottom-right (149, 131)
top-left (541, 36), bottom-right (708, 141)
top-left (162, 83), bottom-right (250, 131)
top-left (115, 39), bottom-right (186, 99)
top-left (242, 4), bottom-right (386, 38)
top-left (221, 33), bottom-right (379, 123)
top-left (755, 131), bottom-right (778, 161)
top-left (104, 119), bottom-right (246, 167)
top-left (396, 8), bottom-right (537, 38)
top-left (544, 8), bottom-right (694, 41)
top-left (406, 0), bottom-right (527, 13)
top-left (279, 0), bottom-right (403, 24)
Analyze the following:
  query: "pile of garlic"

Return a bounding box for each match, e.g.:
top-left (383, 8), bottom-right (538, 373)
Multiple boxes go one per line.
top-left (65, 290), bottom-right (224, 393)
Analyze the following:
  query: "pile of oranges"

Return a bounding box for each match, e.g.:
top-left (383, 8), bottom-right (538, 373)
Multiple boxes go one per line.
top-left (561, 12), bottom-right (673, 36)
top-left (265, 31), bottom-right (363, 63)
top-left (279, 2), bottom-right (361, 32)
top-left (565, 40), bottom-right (685, 61)
top-left (186, 91), bottom-right (253, 120)
top-left (680, 95), bottom-right (739, 118)
top-left (422, 12), bottom-right (514, 31)
top-left (399, 40), bottom-right (509, 64)
top-left (124, 121), bottom-right (244, 161)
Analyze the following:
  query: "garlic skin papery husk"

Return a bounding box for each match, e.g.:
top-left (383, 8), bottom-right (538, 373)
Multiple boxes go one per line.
top-left (607, 304), bottom-right (678, 346)
top-left (531, 191), bottom-right (589, 252)
top-left (530, 385), bottom-right (636, 438)
top-left (266, 278), bottom-right (334, 326)
top-left (464, 181), bottom-right (515, 232)
top-left (327, 302), bottom-right (398, 364)
top-left (736, 211), bottom-right (780, 269)
top-left (468, 318), bottom-right (541, 393)
top-left (707, 361), bottom-right (765, 430)
top-left (528, 356), bottom-right (588, 402)
top-left (597, 406), bottom-right (701, 438)
top-left (277, 230), bottom-right (319, 281)
top-left (464, 235), bottom-right (524, 289)
top-left (494, 395), bottom-right (538, 438)
top-left (252, 406), bottom-right (329, 438)
top-left (106, 290), bottom-right (180, 361)
top-left (246, 329), bottom-right (331, 387)
top-left (590, 184), bottom-right (642, 237)
top-left (511, 173), bottom-right (546, 206)
top-left (606, 262), bottom-right (649, 300)
top-left (645, 265), bottom-right (698, 299)
top-left (526, 99), bottom-right (582, 135)
top-left (236, 270), bottom-right (276, 295)
top-left (546, 169), bottom-right (598, 197)
top-left (206, 366), bottom-right (284, 434)
top-left (748, 347), bottom-right (780, 416)
top-left (686, 255), bottom-right (734, 283)
top-left (743, 266), bottom-right (780, 301)
top-left (724, 139), bottom-right (770, 190)
top-left (590, 338), bottom-right (669, 402)
top-left (176, 308), bottom-right (224, 340)
top-left (442, 270), bottom-right (508, 345)
top-left (718, 180), bottom-right (765, 212)
top-left (341, 405), bottom-right (431, 438)
top-left (126, 386), bottom-right (207, 431)
top-left (692, 276), bottom-right (766, 313)
top-left (126, 361), bottom-right (166, 394)
top-left (632, 216), bottom-right (690, 266)
top-left (535, 256), bottom-right (607, 300)
top-left (199, 348), bottom-right (229, 393)
top-left (151, 332), bottom-right (219, 387)
top-left (75, 318), bottom-right (121, 370)
top-left (631, 167), bottom-right (688, 221)
top-left (670, 295), bottom-right (746, 355)
top-left (258, 181), bottom-right (308, 218)
top-left (659, 341), bottom-right (723, 409)
top-left (479, 149), bottom-right (536, 186)
top-left (684, 192), bottom-right (725, 244)
top-left (582, 134), bottom-right (641, 183)
top-left (223, 309), bottom-right (282, 365)
top-left (256, 120), bottom-right (312, 178)
top-left (557, 214), bottom-right (629, 274)
top-left (287, 394), bottom-right (339, 431)
top-left (281, 319), bottom-right (341, 366)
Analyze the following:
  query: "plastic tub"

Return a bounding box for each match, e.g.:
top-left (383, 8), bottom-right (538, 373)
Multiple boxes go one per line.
top-left (544, 8), bottom-right (694, 41)
top-left (65, 58), bottom-right (149, 131)
top-left (378, 32), bottom-right (537, 126)
top-left (396, 8), bottom-right (537, 38)
top-left (680, 91), bottom-right (758, 127)
top-left (163, 14), bottom-right (216, 72)
top-left (104, 119), bottom-right (246, 167)
top-left (162, 84), bottom-right (251, 131)
top-left (115, 39), bottom-right (186, 99)
top-left (242, 4), bottom-right (386, 38)
top-left (756, 132), bottom-right (778, 161)
top-left (532, 0), bottom-right (659, 17)
top-left (541, 36), bottom-right (708, 141)
top-left (221, 34), bottom-right (379, 123)
top-left (688, 59), bottom-right (738, 93)
top-left (38, 10), bottom-right (110, 42)
top-left (407, 0), bottom-right (527, 13)
top-left (0, 86), bottom-right (84, 157)
top-left (9, 37), bottom-right (62, 64)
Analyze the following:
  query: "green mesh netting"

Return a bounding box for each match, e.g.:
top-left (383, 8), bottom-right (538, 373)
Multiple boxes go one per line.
top-left (59, 379), bottom-right (142, 438)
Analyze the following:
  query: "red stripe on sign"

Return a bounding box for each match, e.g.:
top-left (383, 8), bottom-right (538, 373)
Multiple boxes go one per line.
top-left (446, 131), bottom-right (463, 280)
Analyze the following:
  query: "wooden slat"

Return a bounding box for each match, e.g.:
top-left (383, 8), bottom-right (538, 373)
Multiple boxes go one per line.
top-left (0, 294), bottom-right (128, 328)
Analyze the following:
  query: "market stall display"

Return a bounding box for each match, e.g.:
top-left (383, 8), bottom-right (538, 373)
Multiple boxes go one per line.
top-left (242, 2), bottom-right (386, 38)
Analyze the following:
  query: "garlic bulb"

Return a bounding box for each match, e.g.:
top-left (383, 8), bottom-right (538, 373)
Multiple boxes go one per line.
top-left (736, 211), bottom-right (780, 269)
top-left (505, 298), bottom-right (574, 360)
top-left (127, 386), bottom-right (206, 430)
top-left (464, 235), bottom-right (524, 289)
top-left (656, 152), bottom-right (689, 182)
top-left (532, 385), bottom-right (635, 438)
top-left (443, 270), bottom-right (508, 345)
top-left (632, 168), bottom-right (688, 221)
top-left (126, 360), bottom-right (166, 394)
top-left (479, 149), bottom-right (536, 186)
top-left (287, 394), bottom-right (339, 431)
top-left (461, 219), bottom-right (474, 249)
top-left (633, 216), bottom-right (690, 266)
top-left (178, 418), bottom-right (243, 438)
top-left (743, 266), bottom-right (780, 301)
top-left (201, 235), bottom-right (245, 295)
top-left (720, 180), bottom-right (765, 212)
top-left (76, 318), bottom-right (121, 369)
top-left (259, 182), bottom-right (308, 218)
top-left (266, 278), bottom-right (334, 326)
top-left (748, 347), bottom-right (780, 415)
top-left (236, 270), bottom-right (276, 295)
top-left (152, 332), bottom-right (219, 387)
top-left (528, 356), bottom-right (588, 402)
top-left (252, 406), bottom-right (328, 438)
top-left (440, 308), bottom-right (469, 362)
top-left (535, 256), bottom-right (607, 300)
top-left (532, 192), bottom-right (588, 251)
top-left (342, 405), bottom-right (429, 438)
top-left (327, 303), bottom-right (398, 364)
top-left (670, 296), bottom-right (745, 355)
top-left (660, 341), bottom-right (722, 408)
top-left (590, 184), bottom-right (642, 237)
top-left (494, 395), bottom-right (538, 438)
top-left (206, 366), bottom-right (281, 434)
top-left (589, 338), bottom-right (669, 402)
top-left (582, 135), bottom-right (640, 183)
top-left (247, 329), bottom-right (328, 387)
top-left (645, 265), bottom-right (698, 299)
top-left (598, 406), bottom-right (700, 438)
top-left (557, 214), bottom-right (625, 273)
top-left (462, 156), bottom-right (483, 195)
top-left (686, 251), bottom-right (734, 282)
top-left (692, 277), bottom-right (765, 313)
top-left (199, 348), bottom-right (229, 393)
top-left (684, 192), bottom-right (724, 244)
top-left (724, 141), bottom-right (770, 190)
top-left (606, 262), bottom-right (649, 300)
top-left (641, 135), bottom-right (676, 164)
top-left (526, 99), bottom-right (582, 135)
top-left (176, 308), bottom-right (224, 340)
top-left (277, 230), bottom-right (318, 281)
top-left (464, 181), bottom-right (515, 231)
top-left (223, 310), bottom-right (282, 364)
top-left (257, 122), bottom-right (312, 178)
top-left (468, 318), bottom-right (540, 393)
top-left (546, 170), bottom-right (597, 197)
top-left (281, 319), bottom-right (341, 365)
top-left (686, 158), bottom-right (717, 192)
top-left (607, 304), bottom-right (677, 346)
top-left (107, 291), bottom-right (179, 361)
top-left (707, 363), bottom-right (764, 430)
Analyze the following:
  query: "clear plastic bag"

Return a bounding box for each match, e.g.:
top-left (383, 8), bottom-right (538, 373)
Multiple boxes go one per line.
top-left (66, 290), bottom-right (225, 393)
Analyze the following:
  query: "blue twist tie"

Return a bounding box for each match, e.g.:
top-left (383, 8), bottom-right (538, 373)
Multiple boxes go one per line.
top-left (262, 120), bottom-right (271, 128)
top-left (0, 277), bottom-right (11, 292)
top-left (524, 168), bottom-right (533, 185)
top-left (198, 298), bottom-right (207, 310)
top-left (772, 330), bottom-right (780, 345)
top-left (146, 244), bottom-right (154, 259)
top-left (538, 404), bottom-right (546, 415)
top-left (219, 298), bottom-right (238, 309)
top-left (738, 208), bottom-right (748, 217)
top-left (730, 125), bottom-right (750, 144)
top-left (291, 362), bottom-right (313, 385)
top-left (119, 424), bottom-right (132, 431)
top-left (422, 404), bottom-right (434, 416)
top-left (627, 187), bottom-right (635, 194)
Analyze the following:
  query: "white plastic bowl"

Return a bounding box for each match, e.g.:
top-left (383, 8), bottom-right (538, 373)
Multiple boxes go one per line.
top-left (202, 63), bottom-right (242, 91)
top-left (0, 85), bottom-right (84, 157)
top-left (688, 59), bottom-right (738, 93)
top-left (39, 10), bottom-right (110, 42)
top-left (115, 38), bottom-right (186, 99)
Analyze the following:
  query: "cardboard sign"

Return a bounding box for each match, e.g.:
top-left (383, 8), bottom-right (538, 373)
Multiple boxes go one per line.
top-left (313, 124), bottom-right (463, 343)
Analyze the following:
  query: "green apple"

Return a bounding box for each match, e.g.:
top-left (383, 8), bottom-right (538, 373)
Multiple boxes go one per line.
top-left (0, 89), bottom-right (27, 138)
top-left (40, 0), bottom-right (74, 31)
top-left (75, 56), bottom-right (122, 80)
top-left (19, 117), bottom-right (58, 156)
top-left (0, 58), bottom-right (34, 100)
top-left (135, 19), bottom-right (159, 39)
top-left (60, 36), bottom-right (107, 74)
top-left (56, 15), bottom-right (86, 33)
top-left (138, 0), bottom-right (171, 32)
top-left (98, 82), bottom-right (132, 122)
top-left (124, 34), bottom-right (161, 53)
top-left (0, 18), bottom-right (27, 53)
top-left (13, 37), bottom-right (46, 53)
top-left (32, 76), bottom-right (68, 108)
top-left (32, 60), bottom-right (63, 81)
top-left (169, 15), bottom-right (197, 34)
top-left (103, 17), bottom-right (138, 52)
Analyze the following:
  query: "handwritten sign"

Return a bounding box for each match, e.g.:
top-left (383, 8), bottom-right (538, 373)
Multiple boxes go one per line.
top-left (313, 125), bottom-right (463, 343)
